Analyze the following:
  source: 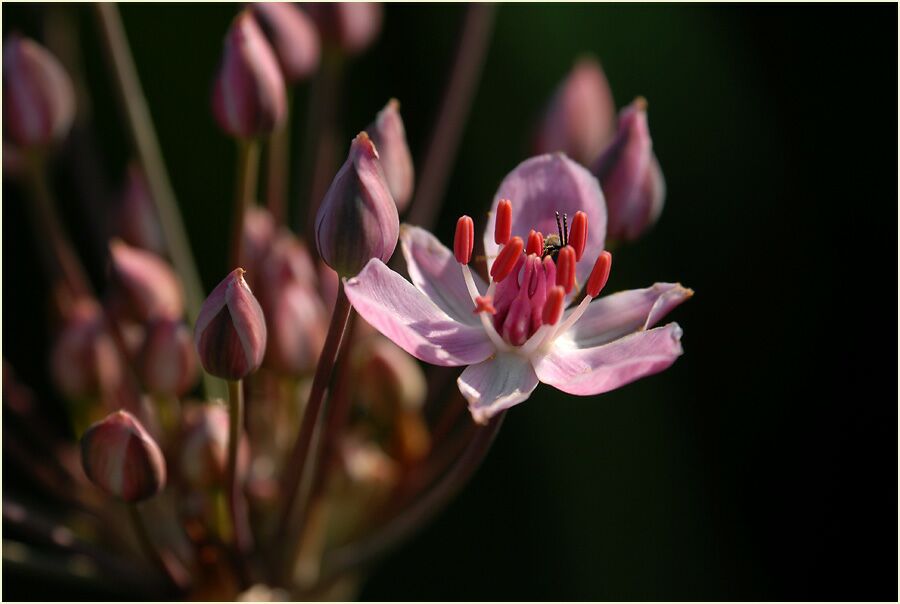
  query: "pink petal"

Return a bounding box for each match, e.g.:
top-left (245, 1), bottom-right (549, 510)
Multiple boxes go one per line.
top-left (485, 154), bottom-right (607, 292)
top-left (344, 259), bottom-right (494, 367)
top-left (562, 283), bottom-right (693, 348)
top-left (457, 353), bottom-right (539, 425)
top-left (400, 225), bottom-right (486, 327)
top-left (534, 323), bottom-right (684, 396)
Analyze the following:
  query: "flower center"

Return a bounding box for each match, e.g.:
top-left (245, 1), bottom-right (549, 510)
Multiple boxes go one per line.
top-left (453, 201), bottom-right (612, 356)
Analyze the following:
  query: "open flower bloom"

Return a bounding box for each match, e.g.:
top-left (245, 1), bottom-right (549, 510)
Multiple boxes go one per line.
top-left (344, 154), bottom-right (692, 424)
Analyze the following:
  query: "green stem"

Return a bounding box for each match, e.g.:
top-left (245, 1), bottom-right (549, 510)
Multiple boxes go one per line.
top-left (230, 140), bottom-right (261, 270)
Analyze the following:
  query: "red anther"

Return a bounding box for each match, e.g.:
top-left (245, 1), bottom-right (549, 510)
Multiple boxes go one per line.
top-left (494, 199), bottom-right (512, 245)
top-left (454, 215), bottom-right (474, 264)
top-left (473, 295), bottom-right (496, 315)
top-left (586, 250), bottom-right (612, 298)
top-left (489, 236), bottom-right (524, 282)
top-left (526, 230), bottom-right (544, 256)
top-left (555, 246), bottom-right (576, 294)
top-left (569, 211), bottom-right (588, 261)
top-left (542, 286), bottom-right (566, 325)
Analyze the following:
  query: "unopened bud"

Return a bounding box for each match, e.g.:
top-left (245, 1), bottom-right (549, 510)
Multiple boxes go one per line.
top-left (356, 338), bottom-right (426, 415)
top-left (240, 206), bottom-right (276, 284)
top-left (195, 268), bottom-right (267, 380)
top-left (116, 163), bottom-right (166, 256)
top-left (315, 132), bottom-right (399, 277)
top-left (80, 410), bottom-right (166, 502)
top-left (138, 318), bottom-right (198, 397)
top-left (303, 3), bottom-right (383, 55)
top-left (51, 300), bottom-right (122, 401)
top-left (3, 34), bottom-right (75, 148)
top-left (367, 99), bottom-right (414, 213)
top-left (252, 3), bottom-right (321, 83)
top-left (178, 403), bottom-right (230, 489)
top-left (592, 98), bottom-right (665, 242)
top-left (535, 57), bottom-right (615, 165)
top-left (212, 10), bottom-right (287, 139)
top-left (109, 240), bottom-right (184, 322)
top-left (262, 281), bottom-right (327, 375)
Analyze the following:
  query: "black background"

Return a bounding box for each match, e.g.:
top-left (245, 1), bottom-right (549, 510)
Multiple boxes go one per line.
top-left (3, 3), bottom-right (897, 600)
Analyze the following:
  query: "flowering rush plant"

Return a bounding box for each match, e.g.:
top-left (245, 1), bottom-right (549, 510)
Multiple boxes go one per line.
top-left (3, 4), bottom-right (690, 600)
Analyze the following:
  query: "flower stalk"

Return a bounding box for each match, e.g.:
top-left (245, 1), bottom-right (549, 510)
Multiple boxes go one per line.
top-left (230, 139), bottom-right (261, 269)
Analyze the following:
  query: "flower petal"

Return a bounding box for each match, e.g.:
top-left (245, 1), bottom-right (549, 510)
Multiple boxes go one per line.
top-left (457, 353), bottom-right (539, 424)
top-left (485, 154), bottom-right (607, 291)
top-left (561, 283), bottom-right (693, 348)
top-left (400, 224), bottom-right (486, 327)
top-left (534, 323), bottom-right (684, 396)
top-left (344, 259), bottom-right (494, 367)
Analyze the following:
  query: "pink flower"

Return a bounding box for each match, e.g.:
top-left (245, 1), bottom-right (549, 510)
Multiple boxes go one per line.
top-left (344, 154), bottom-right (692, 424)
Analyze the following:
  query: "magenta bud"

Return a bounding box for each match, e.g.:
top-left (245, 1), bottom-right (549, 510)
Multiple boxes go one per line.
top-left (3, 34), bottom-right (75, 149)
top-left (591, 98), bottom-right (666, 242)
top-left (51, 300), bottom-right (123, 400)
top-left (109, 239), bottom-right (184, 322)
top-left (177, 403), bottom-right (230, 489)
top-left (303, 3), bottom-right (383, 55)
top-left (259, 231), bottom-right (318, 291)
top-left (535, 57), bottom-right (616, 166)
top-left (211, 10), bottom-right (287, 139)
top-left (80, 410), bottom-right (166, 502)
top-left (356, 338), bottom-right (426, 413)
top-left (138, 318), bottom-right (198, 397)
top-left (116, 163), bottom-right (166, 256)
top-left (263, 281), bottom-right (327, 375)
top-left (240, 206), bottom-right (277, 286)
top-left (195, 268), bottom-right (267, 380)
top-left (315, 132), bottom-right (399, 277)
top-left (252, 3), bottom-right (321, 83)
top-left (367, 99), bottom-right (414, 213)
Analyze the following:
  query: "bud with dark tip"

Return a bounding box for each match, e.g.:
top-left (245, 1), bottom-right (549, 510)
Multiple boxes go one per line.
top-left (3, 34), bottom-right (75, 149)
top-left (367, 99), bottom-right (414, 213)
top-left (252, 3), bottom-right (321, 83)
top-left (212, 11), bottom-right (287, 139)
top-left (116, 163), bottom-right (166, 256)
top-left (194, 268), bottom-right (267, 380)
top-left (109, 239), bottom-right (184, 323)
top-left (138, 318), bottom-right (198, 397)
top-left (303, 3), bottom-right (383, 55)
top-left (80, 410), bottom-right (166, 502)
top-left (315, 132), bottom-right (399, 277)
top-left (51, 300), bottom-right (122, 401)
top-left (591, 98), bottom-right (665, 242)
top-left (535, 57), bottom-right (616, 166)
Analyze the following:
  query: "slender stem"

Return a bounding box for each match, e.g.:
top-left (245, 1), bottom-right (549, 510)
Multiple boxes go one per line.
top-left (266, 90), bottom-right (293, 226)
top-left (230, 139), bottom-right (261, 269)
top-left (278, 285), bottom-right (353, 580)
top-left (127, 503), bottom-right (187, 591)
top-left (93, 5), bottom-right (220, 397)
top-left (226, 379), bottom-right (251, 555)
top-left (406, 3), bottom-right (497, 230)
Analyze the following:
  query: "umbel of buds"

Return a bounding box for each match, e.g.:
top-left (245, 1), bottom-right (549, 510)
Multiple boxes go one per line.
top-left (212, 10), bottom-right (287, 139)
top-left (194, 268), bottom-right (267, 381)
top-left (80, 410), bottom-right (166, 502)
top-left (315, 132), bottom-right (399, 277)
top-left (2, 34), bottom-right (75, 149)
top-left (252, 3), bottom-right (321, 83)
top-left (367, 99), bottom-right (415, 213)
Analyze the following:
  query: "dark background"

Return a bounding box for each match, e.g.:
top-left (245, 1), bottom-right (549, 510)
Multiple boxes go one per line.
top-left (3, 3), bottom-right (897, 600)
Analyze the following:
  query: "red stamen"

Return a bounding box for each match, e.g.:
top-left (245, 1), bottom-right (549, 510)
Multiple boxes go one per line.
top-left (526, 230), bottom-right (544, 256)
top-left (542, 286), bottom-right (566, 325)
top-left (490, 236), bottom-right (524, 282)
top-left (474, 295), bottom-right (496, 315)
top-left (556, 245), bottom-right (576, 294)
top-left (494, 199), bottom-right (512, 245)
top-left (586, 251), bottom-right (612, 298)
top-left (454, 215), bottom-right (474, 264)
top-left (569, 211), bottom-right (588, 261)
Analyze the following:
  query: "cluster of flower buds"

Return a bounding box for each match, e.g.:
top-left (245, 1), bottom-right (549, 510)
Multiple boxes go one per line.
top-left (302, 3), bottom-right (383, 56)
top-left (367, 99), bottom-right (415, 213)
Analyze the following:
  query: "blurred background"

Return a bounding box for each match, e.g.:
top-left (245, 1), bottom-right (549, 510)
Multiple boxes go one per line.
top-left (3, 3), bottom-right (897, 600)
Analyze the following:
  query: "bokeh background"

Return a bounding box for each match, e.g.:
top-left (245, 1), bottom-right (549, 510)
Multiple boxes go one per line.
top-left (3, 3), bottom-right (897, 600)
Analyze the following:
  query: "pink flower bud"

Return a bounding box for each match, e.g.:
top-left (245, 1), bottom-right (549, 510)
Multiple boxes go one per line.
top-left (115, 163), bottom-right (166, 256)
top-left (303, 3), bottom-right (383, 55)
top-left (356, 338), bottom-right (426, 414)
top-left (592, 98), bottom-right (666, 242)
top-left (211, 10), bottom-right (287, 139)
top-left (50, 300), bottom-right (123, 401)
top-left (262, 281), bottom-right (327, 375)
top-left (252, 3), bottom-right (321, 83)
top-left (240, 206), bottom-right (277, 284)
top-left (80, 410), bottom-right (166, 502)
top-left (108, 239), bottom-right (184, 323)
top-left (138, 318), bottom-right (198, 397)
top-left (194, 268), bottom-right (267, 380)
top-left (258, 231), bottom-right (318, 292)
top-left (315, 132), bottom-right (399, 277)
top-left (367, 99), bottom-right (414, 213)
top-left (534, 57), bottom-right (616, 165)
top-left (178, 403), bottom-right (245, 489)
top-left (3, 34), bottom-right (75, 148)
